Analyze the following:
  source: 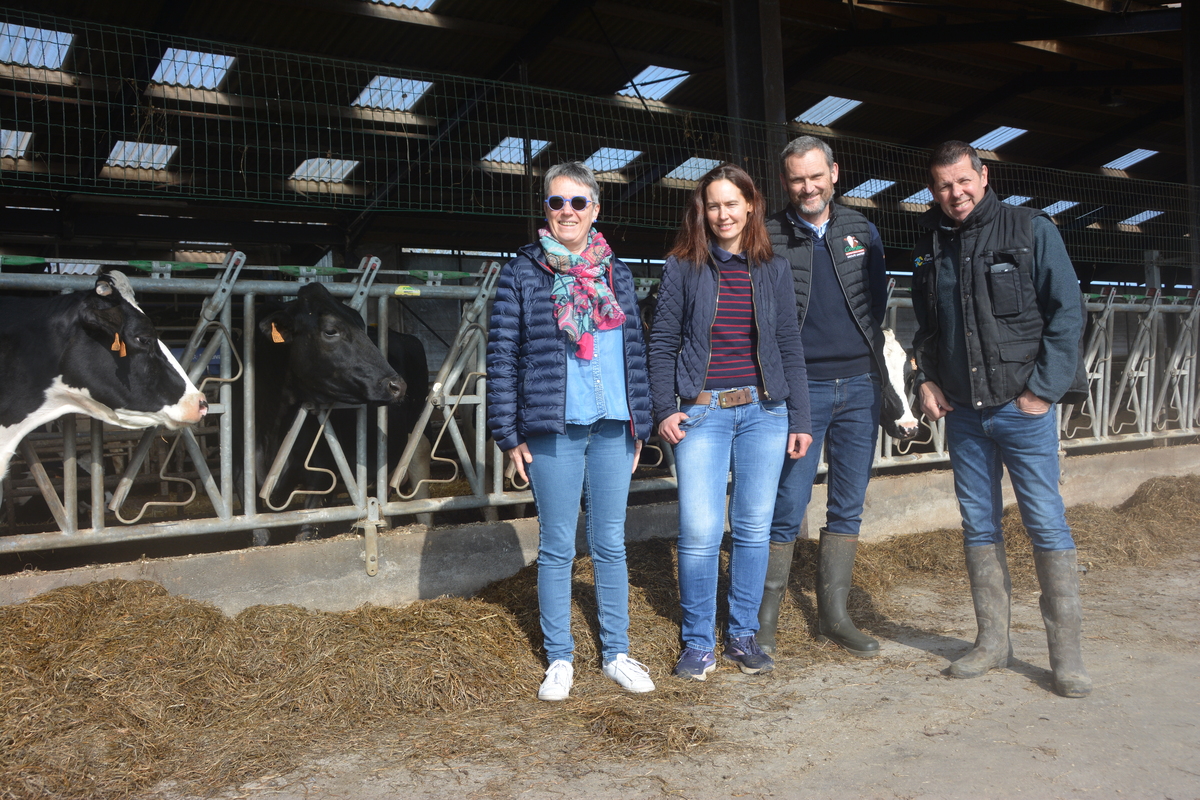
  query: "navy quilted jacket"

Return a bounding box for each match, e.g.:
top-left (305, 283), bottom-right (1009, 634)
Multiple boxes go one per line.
top-left (486, 242), bottom-right (653, 452)
top-left (648, 252), bottom-right (811, 434)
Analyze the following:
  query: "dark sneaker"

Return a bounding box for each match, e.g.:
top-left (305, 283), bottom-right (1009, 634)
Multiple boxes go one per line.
top-left (673, 647), bottom-right (717, 681)
top-left (723, 635), bottom-right (775, 674)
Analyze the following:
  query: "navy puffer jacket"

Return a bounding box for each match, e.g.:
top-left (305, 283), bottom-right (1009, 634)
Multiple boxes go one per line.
top-left (486, 242), bottom-right (653, 452)
top-left (648, 251), bottom-right (811, 434)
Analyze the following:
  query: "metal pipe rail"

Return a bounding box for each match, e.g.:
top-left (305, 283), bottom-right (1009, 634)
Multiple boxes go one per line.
top-left (1, 263), bottom-right (1198, 557)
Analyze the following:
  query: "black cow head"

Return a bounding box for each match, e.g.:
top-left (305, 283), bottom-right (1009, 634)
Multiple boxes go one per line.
top-left (258, 282), bottom-right (404, 406)
top-left (63, 272), bottom-right (208, 430)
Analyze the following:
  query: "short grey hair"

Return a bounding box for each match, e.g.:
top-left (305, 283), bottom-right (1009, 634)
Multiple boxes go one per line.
top-left (543, 161), bottom-right (601, 203)
top-left (928, 141), bottom-right (983, 179)
top-left (780, 136), bottom-right (835, 173)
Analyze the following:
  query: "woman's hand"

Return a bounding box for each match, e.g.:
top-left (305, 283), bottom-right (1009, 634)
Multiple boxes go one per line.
top-left (632, 439), bottom-right (643, 473)
top-left (657, 412), bottom-right (689, 445)
top-left (505, 442), bottom-right (533, 484)
top-left (786, 433), bottom-right (812, 460)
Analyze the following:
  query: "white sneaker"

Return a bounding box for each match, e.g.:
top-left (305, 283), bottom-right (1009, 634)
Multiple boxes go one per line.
top-left (538, 659), bottom-right (574, 701)
top-left (602, 653), bottom-right (655, 693)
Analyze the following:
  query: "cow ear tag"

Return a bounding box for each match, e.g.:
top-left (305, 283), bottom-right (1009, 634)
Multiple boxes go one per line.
top-left (110, 332), bottom-right (127, 357)
top-left (270, 322), bottom-right (286, 343)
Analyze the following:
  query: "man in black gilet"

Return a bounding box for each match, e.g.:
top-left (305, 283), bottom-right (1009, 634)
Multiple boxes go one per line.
top-left (758, 136), bottom-right (889, 659)
top-left (911, 141), bottom-right (1090, 698)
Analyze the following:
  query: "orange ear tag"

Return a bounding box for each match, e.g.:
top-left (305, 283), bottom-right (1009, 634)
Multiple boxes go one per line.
top-left (110, 333), bottom-right (123, 355)
top-left (270, 322), bottom-right (285, 343)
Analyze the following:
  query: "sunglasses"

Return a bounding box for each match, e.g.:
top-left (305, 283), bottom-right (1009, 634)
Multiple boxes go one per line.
top-left (545, 195), bottom-right (594, 211)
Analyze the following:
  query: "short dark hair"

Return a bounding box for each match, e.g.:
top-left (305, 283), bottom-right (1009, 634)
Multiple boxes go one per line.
top-left (780, 135), bottom-right (835, 173)
top-left (927, 141), bottom-right (983, 180)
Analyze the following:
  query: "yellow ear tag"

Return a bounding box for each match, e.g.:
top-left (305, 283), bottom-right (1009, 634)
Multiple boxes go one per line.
top-left (271, 322), bottom-right (285, 343)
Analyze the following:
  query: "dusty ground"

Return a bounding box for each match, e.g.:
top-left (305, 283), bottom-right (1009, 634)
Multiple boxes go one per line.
top-left (153, 553), bottom-right (1200, 800)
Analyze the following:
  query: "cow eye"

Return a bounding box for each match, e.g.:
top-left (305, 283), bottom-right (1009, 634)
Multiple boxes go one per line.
top-left (135, 335), bottom-right (152, 347)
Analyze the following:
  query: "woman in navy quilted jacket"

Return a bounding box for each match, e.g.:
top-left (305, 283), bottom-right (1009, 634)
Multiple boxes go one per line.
top-left (649, 164), bottom-right (812, 681)
top-left (486, 161), bottom-right (655, 702)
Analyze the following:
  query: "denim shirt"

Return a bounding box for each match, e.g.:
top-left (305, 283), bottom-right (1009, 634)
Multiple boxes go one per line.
top-left (564, 326), bottom-right (631, 425)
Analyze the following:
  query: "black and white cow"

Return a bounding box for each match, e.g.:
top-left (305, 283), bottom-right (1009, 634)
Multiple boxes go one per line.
top-left (0, 272), bottom-right (207, 479)
top-left (880, 328), bottom-right (920, 441)
top-left (251, 281), bottom-right (429, 541)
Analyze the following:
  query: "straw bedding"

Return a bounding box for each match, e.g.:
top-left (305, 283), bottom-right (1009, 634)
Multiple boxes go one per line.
top-left (2, 475), bottom-right (1197, 799)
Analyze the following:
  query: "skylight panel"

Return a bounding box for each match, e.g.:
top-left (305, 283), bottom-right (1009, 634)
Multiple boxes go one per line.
top-left (291, 158), bottom-right (359, 182)
top-left (795, 96), bottom-right (862, 126)
top-left (1103, 149), bottom-right (1158, 170)
top-left (482, 137), bottom-right (550, 164)
top-left (665, 157), bottom-right (722, 181)
top-left (106, 141), bottom-right (178, 170)
top-left (352, 76), bottom-right (432, 111)
top-left (372, 0), bottom-right (438, 8)
top-left (584, 148), bottom-right (640, 173)
top-left (970, 126), bottom-right (1027, 151)
top-left (0, 129), bottom-right (32, 158)
top-left (0, 24), bottom-right (73, 69)
top-left (843, 179), bottom-right (895, 199)
top-left (151, 48), bottom-right (234, 90)
top-left (617, 66), bottom-right (689, 101)
top-left (1119, 210), bottom-right (1163, 226)
top-left (902, 188), bottom-right (933, 205)
top-left (1042, 200), bottom-right (1079, 216)
top-left (1003, 195), bottom-right (1032, 206)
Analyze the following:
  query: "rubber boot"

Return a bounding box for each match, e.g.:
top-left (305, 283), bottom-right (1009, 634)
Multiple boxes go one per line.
top-left (951, 542), bottom-right (1013, 678)
top-left (816, 530), bottom-right (879, 657)
top-left (1034, 548), bottom-right (1092, 698)
top-left (757, 540), bottom-right (795, 655)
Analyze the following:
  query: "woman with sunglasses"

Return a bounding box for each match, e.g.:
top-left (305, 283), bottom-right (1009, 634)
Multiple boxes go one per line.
top-left (486, 161), bottom-right (655, 701)
top-left (649, 163), bottom-right (812, 681)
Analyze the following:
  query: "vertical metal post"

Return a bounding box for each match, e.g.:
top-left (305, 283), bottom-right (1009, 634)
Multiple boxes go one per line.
top-left (90, 419), bottom-right (104, 531)
top-left (376, 294), bottom-right (390, 504)
top-left (219, 294), bottom-right (233, 519)
top-left (62, 415), bottom-right (77, 535)
top-left (243, 292), bottom-right (257, 518)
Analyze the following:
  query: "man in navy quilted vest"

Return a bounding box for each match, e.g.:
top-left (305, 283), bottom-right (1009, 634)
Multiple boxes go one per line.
top-left (758, 135), bottom-right (890, 660)
top-left (910, 141), bottom-right (1090, 698)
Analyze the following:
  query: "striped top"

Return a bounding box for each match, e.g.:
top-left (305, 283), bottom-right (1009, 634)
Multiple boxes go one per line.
top-left (705, 246), bottom-right (761, 390)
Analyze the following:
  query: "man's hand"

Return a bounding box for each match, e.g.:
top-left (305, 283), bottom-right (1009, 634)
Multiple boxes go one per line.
top-left (1015, 389), bottom-right (1051, 415)
top-left (918, 381), bottom-right (954, 421)
top-left (657, 412), bottom-right (689, 445)
top-left (786, 433), bottom-right (812, 460)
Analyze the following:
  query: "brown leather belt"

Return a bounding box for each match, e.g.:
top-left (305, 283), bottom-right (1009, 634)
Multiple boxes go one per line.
top-left (688, 387), bottom-right (760, 408)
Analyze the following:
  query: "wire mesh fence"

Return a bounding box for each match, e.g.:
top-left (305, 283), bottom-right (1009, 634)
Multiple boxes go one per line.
top-left (0, 9), bottom-right (1192, 266)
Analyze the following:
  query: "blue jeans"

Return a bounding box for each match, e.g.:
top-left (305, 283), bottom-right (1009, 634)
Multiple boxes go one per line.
top-left (526, 419), bottom-right (636, 664)
top-left (674, 389), bottom-right (790, 652)
top-left (944, 400), bottom-right (1075, 552)
top-left (771, 373), bottom-right (881, 543)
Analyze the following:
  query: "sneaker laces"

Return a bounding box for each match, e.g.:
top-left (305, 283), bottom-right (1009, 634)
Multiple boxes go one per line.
top-left (731, 635), bottom-right (764, 656)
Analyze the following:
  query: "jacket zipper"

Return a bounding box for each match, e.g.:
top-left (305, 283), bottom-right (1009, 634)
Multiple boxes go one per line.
top-left (749, 263), bottom-right (770, 400)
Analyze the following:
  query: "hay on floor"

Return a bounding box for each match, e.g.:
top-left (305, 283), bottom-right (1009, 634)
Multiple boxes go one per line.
top-left (2, 476), bottom-right (1199, 799)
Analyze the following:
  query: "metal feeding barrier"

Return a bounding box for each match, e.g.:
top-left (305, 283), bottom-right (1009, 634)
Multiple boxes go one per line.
top-left (1, 262), bottom-right (1200, 563)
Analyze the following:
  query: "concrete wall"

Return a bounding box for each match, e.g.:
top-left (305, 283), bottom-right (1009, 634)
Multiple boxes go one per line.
top-left (2, 443), bottom-right (1197, 615)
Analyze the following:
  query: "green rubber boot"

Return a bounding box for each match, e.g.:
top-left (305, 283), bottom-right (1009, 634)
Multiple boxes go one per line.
top-left (951, 542), bottom-right (1013, 679)
top-left (817, 530), bottom-right (879, 657)
top-left (1034, 548), bottom-right (1092, 698)
top-left (757, 540), bottom-right (795, 655)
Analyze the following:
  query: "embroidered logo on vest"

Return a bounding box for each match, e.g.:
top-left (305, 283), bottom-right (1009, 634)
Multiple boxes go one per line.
top-left (914, 253), bottom-right (932, 271)
top-left (843, 235), bottom-right (865, 258)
